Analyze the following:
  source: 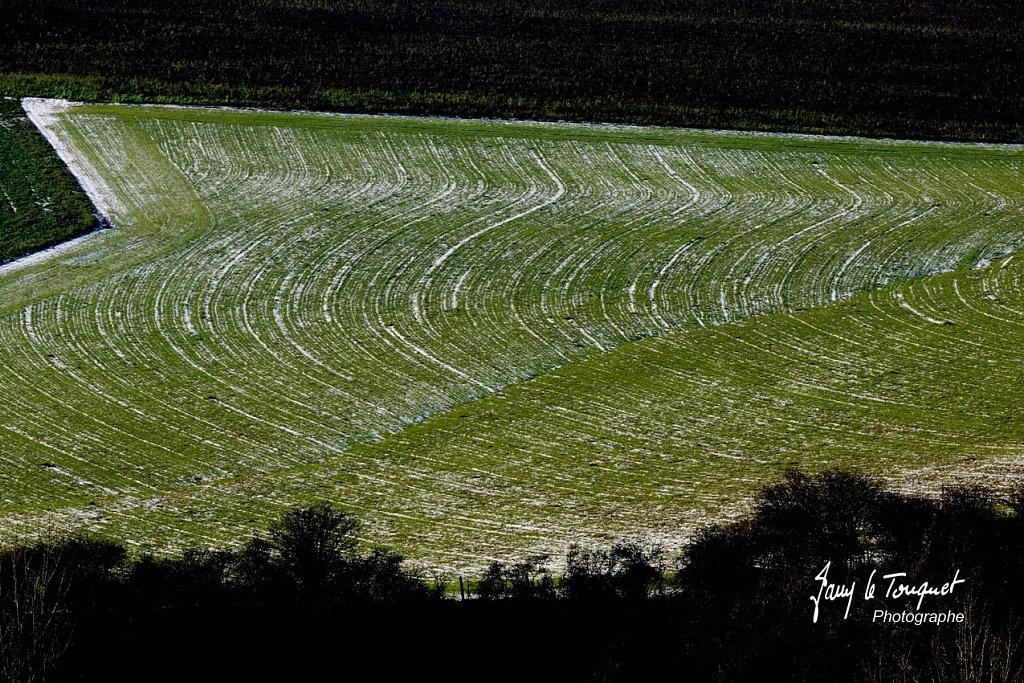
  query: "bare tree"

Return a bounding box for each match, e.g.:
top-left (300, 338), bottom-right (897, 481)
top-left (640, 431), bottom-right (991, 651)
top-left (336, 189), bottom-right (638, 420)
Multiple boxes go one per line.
top-left (933, 588), bottom-right (1024, 683)
top-left (0, 541), bottom-right (75, 683)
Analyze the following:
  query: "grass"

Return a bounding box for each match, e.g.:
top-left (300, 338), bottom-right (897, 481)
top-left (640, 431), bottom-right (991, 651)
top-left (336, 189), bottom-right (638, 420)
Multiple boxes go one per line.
top-left (1, 100), bottom-right (1023, 571)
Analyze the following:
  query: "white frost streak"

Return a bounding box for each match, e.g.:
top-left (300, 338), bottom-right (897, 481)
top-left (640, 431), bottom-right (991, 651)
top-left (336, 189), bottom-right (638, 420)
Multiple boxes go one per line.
top-left (428, 151), bottom-right (566, 274)
top-left (22, 99), bottom-right (124, 218)
top-left (1, 185), bottom-right (16, 214)
top-left (895, 291), bottom-right (947, 325)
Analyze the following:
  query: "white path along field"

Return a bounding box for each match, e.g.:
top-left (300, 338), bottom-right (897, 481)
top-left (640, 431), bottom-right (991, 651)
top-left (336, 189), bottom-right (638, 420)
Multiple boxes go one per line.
top-left (1, 100), bottom-right (1024, 568)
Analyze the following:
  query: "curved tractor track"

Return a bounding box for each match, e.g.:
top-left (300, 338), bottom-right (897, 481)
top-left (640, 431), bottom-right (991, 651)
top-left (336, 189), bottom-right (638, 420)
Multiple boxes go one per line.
top-left (1, 99), bottom-right (1023, 570)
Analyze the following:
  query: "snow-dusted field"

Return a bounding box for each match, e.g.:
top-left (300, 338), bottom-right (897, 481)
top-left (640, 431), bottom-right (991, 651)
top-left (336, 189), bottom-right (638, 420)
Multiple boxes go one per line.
top-left (2, 100), bottom-right (1023, 571)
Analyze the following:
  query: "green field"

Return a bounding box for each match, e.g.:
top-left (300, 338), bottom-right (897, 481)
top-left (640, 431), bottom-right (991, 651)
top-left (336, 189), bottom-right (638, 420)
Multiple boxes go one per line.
top-left (0, 98), bottom-right (97, 263)
top-left (2, 99), bottom-right (1023, 571)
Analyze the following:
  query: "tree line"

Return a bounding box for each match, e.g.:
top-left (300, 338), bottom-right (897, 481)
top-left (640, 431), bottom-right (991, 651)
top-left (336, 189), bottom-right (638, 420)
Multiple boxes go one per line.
top-left (3, 469), bottom-right (1024, 681)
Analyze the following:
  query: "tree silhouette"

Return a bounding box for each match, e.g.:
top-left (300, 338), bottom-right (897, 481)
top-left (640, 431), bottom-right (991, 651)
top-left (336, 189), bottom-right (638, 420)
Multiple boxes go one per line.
top-left (268, 502), bottom-right (359, 603)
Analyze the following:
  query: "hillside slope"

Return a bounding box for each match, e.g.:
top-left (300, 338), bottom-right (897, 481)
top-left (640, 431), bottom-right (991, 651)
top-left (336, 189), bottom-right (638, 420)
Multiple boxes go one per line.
top-left (1, 100), bottom-right (1022, 568)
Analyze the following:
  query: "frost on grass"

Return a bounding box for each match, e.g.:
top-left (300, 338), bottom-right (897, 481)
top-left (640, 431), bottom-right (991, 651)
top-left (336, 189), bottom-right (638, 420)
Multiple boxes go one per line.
top-left (1, 101), bottom-right (1023, 569)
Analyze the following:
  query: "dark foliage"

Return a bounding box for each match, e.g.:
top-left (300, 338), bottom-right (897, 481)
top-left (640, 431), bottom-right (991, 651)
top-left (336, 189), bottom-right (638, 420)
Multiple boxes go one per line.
top-left (0, 1), bottom-right (1022, 141)
top-left (265, 501), bottom-right (359, 602)
top-left (56, 503), bottom-right (442, 681)
top-left (5, 475), bottom-right (1024, 681)
top-left (474, 554), bottom-right (556, 601)
top-left (561, 542), bottom-right (666, 602)
top-left (671, 470), bottom-right (1024, 683)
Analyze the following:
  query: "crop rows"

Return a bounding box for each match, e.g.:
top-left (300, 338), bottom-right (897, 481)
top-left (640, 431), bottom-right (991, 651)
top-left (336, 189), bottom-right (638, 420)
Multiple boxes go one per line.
top-left (15, 253), bottom-right (1021, 571)
top-left (1, 100), bottom-right (1023, 569)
